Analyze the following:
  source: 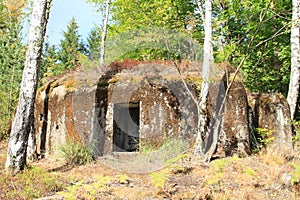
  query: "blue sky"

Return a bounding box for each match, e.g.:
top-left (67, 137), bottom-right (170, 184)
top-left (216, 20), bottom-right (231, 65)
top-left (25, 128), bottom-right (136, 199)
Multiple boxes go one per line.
top-left (45, 0), bottom-right (102, 45)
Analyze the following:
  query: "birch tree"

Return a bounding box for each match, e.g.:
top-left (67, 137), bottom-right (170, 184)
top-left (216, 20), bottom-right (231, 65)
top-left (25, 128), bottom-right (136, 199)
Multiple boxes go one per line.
top-left (287, 0), bottom-right (300, 120)
top-left (194, 0), bottom-right (213, 159)
top-left (5, 0), bottom-right (51, 173)
top-left (100, 0), bottom-right (110, 67)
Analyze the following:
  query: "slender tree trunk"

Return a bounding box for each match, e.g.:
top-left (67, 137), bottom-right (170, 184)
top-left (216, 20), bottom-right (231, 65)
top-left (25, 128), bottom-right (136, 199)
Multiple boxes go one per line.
top-left (287, 0), bottom-right (300, 120)
top-left (194, 0), bottom-right (213, 158)
top-left (99, 0), bottom-right (111, 67)
top-left (5, 0), bottom-right (51, 173)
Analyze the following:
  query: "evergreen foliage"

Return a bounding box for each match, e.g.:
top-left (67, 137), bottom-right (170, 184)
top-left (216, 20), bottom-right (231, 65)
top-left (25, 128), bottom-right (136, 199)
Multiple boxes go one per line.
top-left (0, 1), bottom-right (26, 139)
top-left (40, 18), bottom-right (87, 79)
top-left (57, 17), bottom-right (86, 71)
top-left (86, 27), bottom-right (102, 60)
top-left (40, 43), bottom-right (58, 80)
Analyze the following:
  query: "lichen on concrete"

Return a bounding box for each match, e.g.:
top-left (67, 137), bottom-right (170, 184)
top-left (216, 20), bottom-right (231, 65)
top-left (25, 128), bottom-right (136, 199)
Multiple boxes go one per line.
top-left (34, 62), bottom-right (294, 159)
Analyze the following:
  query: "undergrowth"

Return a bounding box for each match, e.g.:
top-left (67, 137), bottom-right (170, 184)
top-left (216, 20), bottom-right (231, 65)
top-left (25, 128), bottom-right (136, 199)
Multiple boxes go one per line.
top-left (59, 138), bottom-right (94, 167)
top-left (140, 137), bottom-right (188, 156)
top-left (0, 166), bottom-right (67, 199)
top-left (135, 138), bottom-right (189, 171)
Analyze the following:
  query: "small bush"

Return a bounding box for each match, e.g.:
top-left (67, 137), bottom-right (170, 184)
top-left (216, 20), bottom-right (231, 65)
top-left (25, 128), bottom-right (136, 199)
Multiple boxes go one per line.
top-left (59, 138), bottom-right (93, 166)
top-left (255, 128), bottom-right (275, 148)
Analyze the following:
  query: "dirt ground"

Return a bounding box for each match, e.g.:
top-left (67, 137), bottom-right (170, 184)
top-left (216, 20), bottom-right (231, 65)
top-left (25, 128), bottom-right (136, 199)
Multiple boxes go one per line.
top-left (1, 139), bottom-right (300, 200)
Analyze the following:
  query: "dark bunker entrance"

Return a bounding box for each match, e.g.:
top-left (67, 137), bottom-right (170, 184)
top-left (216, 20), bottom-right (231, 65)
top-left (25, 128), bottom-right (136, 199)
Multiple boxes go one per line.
top-left (113, 102), bottom-right (140, 152)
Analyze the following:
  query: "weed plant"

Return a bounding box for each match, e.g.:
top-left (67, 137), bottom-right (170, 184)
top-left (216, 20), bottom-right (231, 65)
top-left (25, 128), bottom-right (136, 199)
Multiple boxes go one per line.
top-left (59, 138), bottom-right (94, 167)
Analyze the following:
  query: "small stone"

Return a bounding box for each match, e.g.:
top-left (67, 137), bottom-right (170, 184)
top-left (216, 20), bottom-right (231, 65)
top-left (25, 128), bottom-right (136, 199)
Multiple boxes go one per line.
top-left (281, 172), bottom-right (292, 187)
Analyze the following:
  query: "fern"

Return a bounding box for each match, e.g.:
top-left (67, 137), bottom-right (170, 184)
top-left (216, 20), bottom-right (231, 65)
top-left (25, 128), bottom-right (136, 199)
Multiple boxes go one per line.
top-left (291, 163), bottom-right (300, 185)
top-left (150, 168), bottom-right (170, 189)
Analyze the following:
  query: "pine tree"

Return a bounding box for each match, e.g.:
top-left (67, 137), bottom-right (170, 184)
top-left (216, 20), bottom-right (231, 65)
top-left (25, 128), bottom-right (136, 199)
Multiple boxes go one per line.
top-left (87, 27), bottom-right (102, 60)
top-left (40, 42), bottom-right (58, 80)
top-left (58, 17), bottom-right (85, 71)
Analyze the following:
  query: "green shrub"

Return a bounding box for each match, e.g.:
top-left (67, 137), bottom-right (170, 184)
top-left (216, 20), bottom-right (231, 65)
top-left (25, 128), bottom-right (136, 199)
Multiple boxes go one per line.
top-left (59, 138), bottom-right (94, 166)
top-left (255, 128), bottom-right (275, 148)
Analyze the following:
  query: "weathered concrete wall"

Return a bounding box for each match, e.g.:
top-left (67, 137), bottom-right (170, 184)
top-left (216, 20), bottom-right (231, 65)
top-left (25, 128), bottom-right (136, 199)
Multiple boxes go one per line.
top-left (34, 64), bottom-right (293, 159)
top-left (222, 79), bottom-right (250, 157)
top-left (101, 79), bottom-right (197, 154)
top-left (248, 93), bottom-right (293, 156)
top-left (35, 75), bottom-right (100, 156)
top-left (35, 84), bottom-right (71, 156)
top-left (204, 74), bottom-right (251, 158)
top-left (34, 65), bottom-right (201, 156)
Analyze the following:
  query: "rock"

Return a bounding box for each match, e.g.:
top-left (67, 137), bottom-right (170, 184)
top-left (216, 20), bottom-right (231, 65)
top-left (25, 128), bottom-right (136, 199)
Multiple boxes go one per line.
top-left (281, 172), bottom-right (292, 187)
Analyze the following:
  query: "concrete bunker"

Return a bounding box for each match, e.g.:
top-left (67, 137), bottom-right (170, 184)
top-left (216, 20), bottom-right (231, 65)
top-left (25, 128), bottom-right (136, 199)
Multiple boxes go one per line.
top-left (34, 62), bottom-right (293, 160)
top-left (34, 63), bottom-right (200, 157)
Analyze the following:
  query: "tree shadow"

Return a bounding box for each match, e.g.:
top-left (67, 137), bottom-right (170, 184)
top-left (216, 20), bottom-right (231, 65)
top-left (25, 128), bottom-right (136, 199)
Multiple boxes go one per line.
top-left (47, 163), bottom-right (74, 173)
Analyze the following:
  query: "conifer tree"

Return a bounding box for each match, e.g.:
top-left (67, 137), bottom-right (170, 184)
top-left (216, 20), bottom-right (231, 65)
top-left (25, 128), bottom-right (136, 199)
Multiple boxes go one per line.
top-left (58, 17), bottom-right (85, 71)
top-left (87, 27), bottom-right (102, 60)
top-left (40, 42), bottom-right (58, 79)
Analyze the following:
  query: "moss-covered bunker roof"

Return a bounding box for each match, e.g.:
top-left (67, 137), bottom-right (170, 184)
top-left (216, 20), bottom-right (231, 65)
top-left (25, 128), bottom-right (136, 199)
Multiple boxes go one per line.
top-left (38, 60), bottom-right (226, 93)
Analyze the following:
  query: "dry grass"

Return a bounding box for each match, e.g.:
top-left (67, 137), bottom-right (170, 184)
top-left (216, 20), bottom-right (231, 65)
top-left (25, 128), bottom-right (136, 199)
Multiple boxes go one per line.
top-left (1, 138), bottom-right (300, 199)
top-left (0, 141), bottom-right (69, 200)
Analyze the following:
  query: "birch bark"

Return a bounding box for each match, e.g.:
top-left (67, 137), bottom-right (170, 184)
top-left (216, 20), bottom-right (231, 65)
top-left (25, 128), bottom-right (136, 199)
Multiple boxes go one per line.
top-left (5, 0), bottom-right (51, 173)
top-left (194, 0), bottom-right (213, 158)
top-left (100, 0), bottom-right (111, 67)
top-left (287, 0), bottom-right (300, 120)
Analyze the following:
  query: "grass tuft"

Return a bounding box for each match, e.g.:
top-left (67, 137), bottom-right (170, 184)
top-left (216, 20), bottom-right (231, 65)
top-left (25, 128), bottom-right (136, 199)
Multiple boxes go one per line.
top-left (59, 138), bottom-right (94, 167)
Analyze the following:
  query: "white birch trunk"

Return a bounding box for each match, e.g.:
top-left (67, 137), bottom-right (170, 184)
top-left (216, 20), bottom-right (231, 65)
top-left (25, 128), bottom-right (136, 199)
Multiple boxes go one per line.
top-left (287, 0), bottom-right (300, 120)
top-left (5, 0), bottom-right (50, 173)
top-left (194, 0), bottom-right (213, 158)
top-left (100, 0), bottom-right (111, 67)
